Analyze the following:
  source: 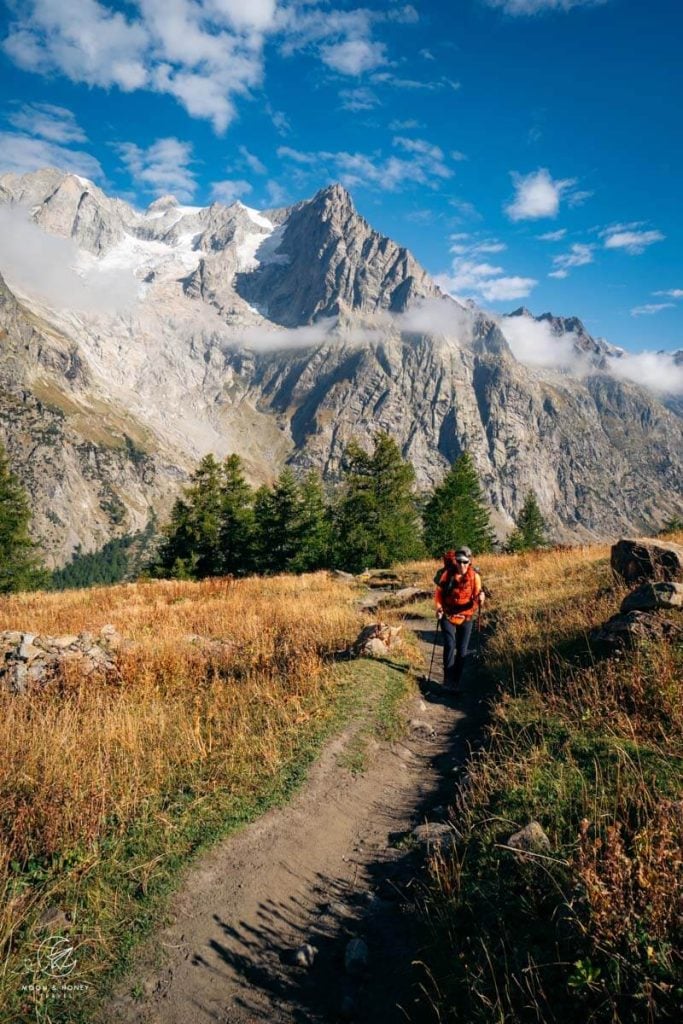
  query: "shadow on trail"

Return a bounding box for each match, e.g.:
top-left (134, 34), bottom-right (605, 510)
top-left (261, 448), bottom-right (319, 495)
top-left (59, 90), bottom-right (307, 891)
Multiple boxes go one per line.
top-left (185, 615), bottom-right (497, 1024)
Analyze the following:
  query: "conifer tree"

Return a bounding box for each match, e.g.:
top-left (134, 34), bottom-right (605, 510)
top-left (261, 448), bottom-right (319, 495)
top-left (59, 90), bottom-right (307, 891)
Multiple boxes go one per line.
top-left (505, 491), bottom-right (548, 552)
top-left (336, 432), bottom-right (424, 572)
top-left (423, 452), bottom-right (495, 557)
top-left (291, 470), bottom-right (332, 572)
top-left (218, 454), bottom-right (255, 576)
top-left (154, 454), bottom-right (223, 578)
top-left (0, 443), bottom-right (48, 593)
top-left (253, 469), bottom-right (305, 573)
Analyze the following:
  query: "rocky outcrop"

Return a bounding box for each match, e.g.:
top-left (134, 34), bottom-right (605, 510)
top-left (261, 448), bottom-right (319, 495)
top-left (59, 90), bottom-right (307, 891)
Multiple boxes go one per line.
top-left (611, 538), bottom-right (683, 583)
top-left (0, 625), bottom-right (126, 694)
top-left (591, 545), bottom-right (683, 649)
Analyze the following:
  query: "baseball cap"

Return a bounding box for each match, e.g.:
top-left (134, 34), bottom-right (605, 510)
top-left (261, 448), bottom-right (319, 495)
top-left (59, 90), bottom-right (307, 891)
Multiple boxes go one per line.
top-left (455, 546), bottom-right (472, 562)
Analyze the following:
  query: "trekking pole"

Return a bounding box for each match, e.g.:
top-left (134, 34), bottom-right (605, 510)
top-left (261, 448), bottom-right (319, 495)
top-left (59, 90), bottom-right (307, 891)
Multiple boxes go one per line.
top-left (427, 615), bottom-right (440, 682)
top-left (476, 605), bottom-right (482, 659)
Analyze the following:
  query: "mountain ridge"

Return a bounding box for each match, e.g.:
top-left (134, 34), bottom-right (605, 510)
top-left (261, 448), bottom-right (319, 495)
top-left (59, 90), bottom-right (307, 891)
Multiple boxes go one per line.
top-left (0, 168), bottom-right (681, 563)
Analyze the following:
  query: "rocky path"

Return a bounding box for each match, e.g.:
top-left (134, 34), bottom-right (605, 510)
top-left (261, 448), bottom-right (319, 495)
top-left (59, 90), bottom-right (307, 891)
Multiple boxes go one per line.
top-left (108, 616), bottom-right (491, 1024)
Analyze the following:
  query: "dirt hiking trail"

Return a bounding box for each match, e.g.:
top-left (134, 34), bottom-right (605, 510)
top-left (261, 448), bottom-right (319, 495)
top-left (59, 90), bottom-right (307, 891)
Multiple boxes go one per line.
top-left (108, 616), bottom-right (492, 1024)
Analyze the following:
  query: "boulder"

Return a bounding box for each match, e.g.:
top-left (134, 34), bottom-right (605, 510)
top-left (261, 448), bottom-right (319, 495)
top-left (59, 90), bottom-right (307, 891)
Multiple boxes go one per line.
top-left (412, 821), bottom-right (457, 854)
top-left (620, 581), bottom-right (683, 613)
top-left (507, 822), bottom-right (551, 856)
top-left (591, 610), bottom-right (683, 649)
top-left (352, 623), bottom-right (402, 658)
top-left (611, 538), bottom-right (683, 584)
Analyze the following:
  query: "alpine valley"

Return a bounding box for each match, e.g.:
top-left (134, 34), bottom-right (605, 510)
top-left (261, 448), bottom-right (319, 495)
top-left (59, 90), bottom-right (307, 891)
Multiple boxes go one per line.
top-left (0, 168), bottom-right (681, 565)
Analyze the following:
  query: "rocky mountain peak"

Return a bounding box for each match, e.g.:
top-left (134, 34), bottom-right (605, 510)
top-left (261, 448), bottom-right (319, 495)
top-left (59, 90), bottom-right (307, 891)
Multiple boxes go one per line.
top-left (146, 194), bottom-right (180, 214)
top-left (233, 181), bottom-right (440, 327)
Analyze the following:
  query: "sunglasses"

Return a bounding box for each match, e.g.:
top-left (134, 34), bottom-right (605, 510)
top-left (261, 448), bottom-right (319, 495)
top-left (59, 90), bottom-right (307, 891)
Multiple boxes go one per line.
top-left (456, 557), bottom-right (470, 564)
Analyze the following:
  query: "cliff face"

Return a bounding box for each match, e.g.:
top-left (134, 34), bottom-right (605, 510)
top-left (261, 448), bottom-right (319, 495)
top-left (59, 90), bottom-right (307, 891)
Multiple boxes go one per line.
top-left (0, 168), bottom-right (681, 562)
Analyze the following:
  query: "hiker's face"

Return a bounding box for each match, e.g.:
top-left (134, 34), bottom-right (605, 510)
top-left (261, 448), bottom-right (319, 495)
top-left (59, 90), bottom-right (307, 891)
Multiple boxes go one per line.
top-left (455, 558), bottom-right (469, 574)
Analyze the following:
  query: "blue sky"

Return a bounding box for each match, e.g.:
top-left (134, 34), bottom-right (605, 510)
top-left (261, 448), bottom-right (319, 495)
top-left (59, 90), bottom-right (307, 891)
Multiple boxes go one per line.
top-left (0, 0), bottom-right (681, 352)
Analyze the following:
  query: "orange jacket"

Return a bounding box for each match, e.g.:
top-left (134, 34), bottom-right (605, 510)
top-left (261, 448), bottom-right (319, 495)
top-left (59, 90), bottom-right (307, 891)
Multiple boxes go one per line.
top-left (435, 566), bottom-right (482, 624)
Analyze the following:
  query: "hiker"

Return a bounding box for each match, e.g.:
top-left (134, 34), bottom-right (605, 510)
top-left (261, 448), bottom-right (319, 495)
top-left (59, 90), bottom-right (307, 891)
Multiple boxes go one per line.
top-left (434, 547), bottom-right (484, 693)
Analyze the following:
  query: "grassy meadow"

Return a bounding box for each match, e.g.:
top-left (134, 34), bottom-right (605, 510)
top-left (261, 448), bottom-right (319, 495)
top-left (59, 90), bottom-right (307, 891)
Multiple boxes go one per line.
top-left (0, 572), bottom-right (407, 1022)
top-left (1, 539), bottom-right (681, 1023)
top-left (409, 538), bottom-right (683, 1023)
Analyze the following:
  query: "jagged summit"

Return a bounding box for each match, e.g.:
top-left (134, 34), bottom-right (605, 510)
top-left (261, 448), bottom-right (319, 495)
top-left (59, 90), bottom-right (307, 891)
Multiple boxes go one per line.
top-left (146, 194), bottom-right (180, 213)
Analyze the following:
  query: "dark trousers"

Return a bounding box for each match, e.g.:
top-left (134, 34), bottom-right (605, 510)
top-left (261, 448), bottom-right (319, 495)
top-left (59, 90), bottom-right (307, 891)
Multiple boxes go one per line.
top-left (440, 617), bottom-right (474, 688)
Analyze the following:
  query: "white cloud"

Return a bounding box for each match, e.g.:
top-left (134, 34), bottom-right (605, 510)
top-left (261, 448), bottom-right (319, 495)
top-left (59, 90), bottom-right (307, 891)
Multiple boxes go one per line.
top-left (437, 236), bottom-right (536, 303)
top-left (3, 2), bottom-right (423, 128)
top-left (0, 131), bottom-right (103, 180)
top-left (505, 168), bottom-right (575, 221)
top-left (499, 314), bottom-right (581, 370)
top-left (239, 145), bottom-right (266, 175)
top-left (0, 205), bottom-right (137, 313)
top-left (276, 146), bottom-right (318, 165)
top-left (265, 179), bottom-right (288, 206)
top-left (478, 275), bottom-right (539, 301)
top-left (654, 288), bottom-right (683, 299)
top-left (611, 350), bottom-right (683, 395)
top-left (449, 234), bottom-right (506, 256)
top-left (6, 103), bottom-right (87, 144)
top-left (3, 0), bottom-right (150, 91)
top-left (277, 137), bottom-right (453, 192)
top-left (537, 228), bottom-right (567, 242)
top-left (118, 137), bottom-right (197, 200)
top-left (210, 178), bottom-right (252, 203)
top-left (485, 0), bottom-right (603, 13)
top-left (321, 38), bottom-right (386, 75)
top-left (549, 242), bottom-right (595, 278)
top-left (630, 303), bottom-right (675, 317)
top-left (389, 118), bottom-right (421, 130)
top-left (2, 0), bottom-right (268, 133)
top-left (339, 86), bottom-right (380, 111)
top-left (207, 0), bottom-right (278, 32)
top-left (603, 227), bottom-right (665, 254)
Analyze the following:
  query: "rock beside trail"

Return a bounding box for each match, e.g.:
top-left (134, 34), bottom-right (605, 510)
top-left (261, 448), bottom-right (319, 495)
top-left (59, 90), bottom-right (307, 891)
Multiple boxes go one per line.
top-left (412, 822), bottom-right (457, 854)
top-left (591, 610), bottom-right (683, 648)
top-left (410, 718), bottom-right (436, 738)
top-left (352, 623), bottom-right (402, 658)
top-left (611, 538), bottom-right (683, 584)
top-left (0, 626), bottom-right (125, 694)
top-left (292, 943), bottom-right (317, 969)
top-left (620, 581), bottom-right (683, 613)
top-left (344, 938), bottom-right (369, 977)
top-left (506, 822), bottom-right (551, 856)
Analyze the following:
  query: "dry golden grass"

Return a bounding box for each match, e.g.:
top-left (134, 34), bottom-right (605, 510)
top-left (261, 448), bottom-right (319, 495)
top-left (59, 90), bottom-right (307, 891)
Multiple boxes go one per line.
top-left (0, 571), bottom-right (363, 1002)
top-left (417, 536), bottom-right (683, 1023)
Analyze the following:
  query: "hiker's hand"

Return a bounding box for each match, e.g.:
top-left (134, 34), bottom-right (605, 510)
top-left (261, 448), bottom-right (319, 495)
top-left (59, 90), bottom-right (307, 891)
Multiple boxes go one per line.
top-left (478, 593), bottom-right (485, 607)
top-left (436, 608), bottom-right (443, 620)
